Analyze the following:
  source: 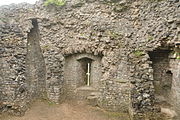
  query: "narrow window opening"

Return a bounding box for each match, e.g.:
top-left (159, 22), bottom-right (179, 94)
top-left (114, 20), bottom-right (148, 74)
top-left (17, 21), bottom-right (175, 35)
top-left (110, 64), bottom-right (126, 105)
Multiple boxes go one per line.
top-left (78, 58), bottom-right (92, 87)
top-left (86, 62), bottom-right (91, 86)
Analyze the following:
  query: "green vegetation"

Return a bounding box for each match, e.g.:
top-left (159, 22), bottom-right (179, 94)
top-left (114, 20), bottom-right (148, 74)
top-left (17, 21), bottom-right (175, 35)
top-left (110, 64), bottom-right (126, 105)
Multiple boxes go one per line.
top-left (41, 92), bottom-right (56, 106)
top-left (103, 0), bottom-right (120, 3)
top-left (133, 50), bottom-right (145, 57)
top-left (103, 0), bottom-right (130, 13)
top-left (41, 44), bottom-right (51, 51)
top-left (44, 0), bottom-right (66, 6)
top-left (175, 52), bottom-right (180, 59)
top-left (147, 35), bottom-right (154, 41)
top-left (147, 0), bottom-right (166, 2)
top-left (170, 50), bottom-right (180, 60)
top-left (0, 17), bottom-right (8, 22)
top-left (107, 31), bottom-right (123, 39)
top-left (113, 4), bottom-right (129, 12)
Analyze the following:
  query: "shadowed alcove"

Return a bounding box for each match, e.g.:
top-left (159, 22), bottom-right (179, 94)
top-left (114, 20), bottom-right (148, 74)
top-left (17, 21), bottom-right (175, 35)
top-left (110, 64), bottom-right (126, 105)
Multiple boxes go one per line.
top-left (26, 19), bottom-right (46, 98)
top-left (149, 49), bottom-right (173, 107)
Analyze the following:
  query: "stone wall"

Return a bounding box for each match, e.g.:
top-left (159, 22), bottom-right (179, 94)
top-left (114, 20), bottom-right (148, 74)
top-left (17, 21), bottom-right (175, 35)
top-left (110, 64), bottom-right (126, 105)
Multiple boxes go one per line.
top-left (0, 3), bottom-right (46, 115)
top-left (0, 4), bottom-right (28, 115)
top-left (170, 58), bottom-right (180, 119)
top-left (0, 0), bottom-right (179, 119)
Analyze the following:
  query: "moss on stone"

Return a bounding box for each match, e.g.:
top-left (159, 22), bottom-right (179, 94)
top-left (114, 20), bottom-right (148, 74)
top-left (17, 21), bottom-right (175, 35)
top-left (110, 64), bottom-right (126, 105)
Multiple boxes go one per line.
top-left (175, 52), bottom-right (180, 59)
top-left (72, 3), bottom-right (84, 8)
top-left (0, 17), bottom-right (8, 23)
top-left (147, 0), bottom-right (166, 2)
top-left (41, 92), bottom-right (57, 106)
top-left (44, 0), bottom-right (66, 7)
top-left (147, 35), bottom-right (154, 41)
top-left (113, 4), bottom-right (129, 12)
top-left (107, 31), bottom-right (123, 39)
top-left (102, 0), bottom-right (121, 4)
top-left (133, 50), bottom-right (145, 57)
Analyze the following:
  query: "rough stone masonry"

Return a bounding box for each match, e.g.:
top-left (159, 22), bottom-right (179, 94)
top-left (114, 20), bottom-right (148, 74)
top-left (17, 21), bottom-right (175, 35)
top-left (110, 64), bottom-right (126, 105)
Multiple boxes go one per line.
top-left (0, 0), bottom-right (179, 120)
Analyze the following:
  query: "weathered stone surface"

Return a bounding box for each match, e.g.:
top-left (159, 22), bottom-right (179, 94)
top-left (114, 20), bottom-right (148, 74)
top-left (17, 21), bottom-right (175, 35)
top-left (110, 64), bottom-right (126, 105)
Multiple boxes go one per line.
top-left (0, 0), bottom-right (179, 119)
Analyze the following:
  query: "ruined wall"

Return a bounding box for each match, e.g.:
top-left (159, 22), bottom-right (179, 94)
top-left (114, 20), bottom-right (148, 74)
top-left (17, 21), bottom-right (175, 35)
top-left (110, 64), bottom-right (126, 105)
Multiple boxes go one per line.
top-left (0, 0), bottom-right (179, 119)
top-left (0, 3), bottom-right (46, 115)
top-left (37, 0), bottom-right (179, 118)
top-left (37, 0), bottom-right (131, 112)
top-left (170, 58), bottom-right (180, 118)
top-left (0, 4), bottom-right (28, 115)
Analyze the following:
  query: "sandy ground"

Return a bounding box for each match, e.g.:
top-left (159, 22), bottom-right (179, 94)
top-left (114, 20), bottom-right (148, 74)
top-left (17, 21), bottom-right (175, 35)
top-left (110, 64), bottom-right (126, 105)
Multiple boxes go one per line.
top-left (0, 100), bottom-right (130, 120)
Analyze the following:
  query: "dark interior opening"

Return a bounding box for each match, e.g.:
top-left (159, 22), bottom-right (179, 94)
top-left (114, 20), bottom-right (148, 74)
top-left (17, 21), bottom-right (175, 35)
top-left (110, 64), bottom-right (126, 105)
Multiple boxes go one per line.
top-left (149, 49), bottom-right (173, 106)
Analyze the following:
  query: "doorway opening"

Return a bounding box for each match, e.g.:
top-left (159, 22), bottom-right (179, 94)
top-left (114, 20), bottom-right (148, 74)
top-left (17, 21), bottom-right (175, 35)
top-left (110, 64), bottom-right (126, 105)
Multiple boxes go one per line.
top-left (149, 49), bottom-right (173, 106)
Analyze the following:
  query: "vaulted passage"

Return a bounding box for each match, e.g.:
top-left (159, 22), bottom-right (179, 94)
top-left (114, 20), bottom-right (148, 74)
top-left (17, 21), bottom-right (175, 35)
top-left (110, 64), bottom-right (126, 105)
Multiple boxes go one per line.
top-left (64, 54), bottom-right (102, 99)
top-left (149, 50), bottom-right (173, 106)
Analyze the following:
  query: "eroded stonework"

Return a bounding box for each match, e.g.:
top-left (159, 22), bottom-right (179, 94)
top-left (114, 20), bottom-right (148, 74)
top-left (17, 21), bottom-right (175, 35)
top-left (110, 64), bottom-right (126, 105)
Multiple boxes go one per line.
top-left (0, 0), bottom-right (179, 119)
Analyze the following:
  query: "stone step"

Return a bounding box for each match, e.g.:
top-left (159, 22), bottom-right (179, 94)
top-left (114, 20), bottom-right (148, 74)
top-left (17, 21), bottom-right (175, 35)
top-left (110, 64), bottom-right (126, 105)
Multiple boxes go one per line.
top-left (74, 86), bottom-right (98, 100)
top-left (87, 92), bottom-right (101, 106)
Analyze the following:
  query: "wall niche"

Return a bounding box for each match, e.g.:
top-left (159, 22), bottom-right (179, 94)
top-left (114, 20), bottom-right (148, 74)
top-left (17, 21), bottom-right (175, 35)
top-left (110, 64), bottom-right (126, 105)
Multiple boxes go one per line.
top-left (26, 19), bottom-right (46, 98)
top-left (64, 53), bottom-right (102, 99)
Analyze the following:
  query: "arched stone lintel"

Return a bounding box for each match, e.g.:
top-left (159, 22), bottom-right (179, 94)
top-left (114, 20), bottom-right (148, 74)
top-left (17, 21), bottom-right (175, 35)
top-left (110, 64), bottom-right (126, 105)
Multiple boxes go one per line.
top-left (62, 44), bottom-right (104, 57)
top-left (76, 53), bottom-right (98, 61)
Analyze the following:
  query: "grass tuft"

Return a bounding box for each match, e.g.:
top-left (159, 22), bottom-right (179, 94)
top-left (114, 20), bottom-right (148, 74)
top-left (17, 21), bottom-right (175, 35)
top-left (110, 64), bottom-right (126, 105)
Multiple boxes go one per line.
top-left (44, 0), bottom-right (66, 7)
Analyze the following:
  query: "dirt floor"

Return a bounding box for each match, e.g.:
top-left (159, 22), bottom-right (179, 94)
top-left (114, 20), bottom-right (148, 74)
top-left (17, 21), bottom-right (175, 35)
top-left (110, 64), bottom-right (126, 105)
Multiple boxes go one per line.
top-left (0, 100), bottom-right (130, 120)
